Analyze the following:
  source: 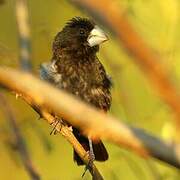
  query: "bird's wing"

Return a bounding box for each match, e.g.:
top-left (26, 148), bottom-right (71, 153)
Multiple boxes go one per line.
top-left (95, 57), bottom-right (113, 89)
top-left (39, 61), bottom-right (62, 88)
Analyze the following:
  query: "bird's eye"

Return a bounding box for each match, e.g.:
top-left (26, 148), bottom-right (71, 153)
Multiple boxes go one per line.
top-left (79, 29), bottom-right (85, 35)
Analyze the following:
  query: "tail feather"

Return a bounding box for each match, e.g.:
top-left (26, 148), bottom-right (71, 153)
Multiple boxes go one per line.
top-left (93, 141), bottom-right (108, 161)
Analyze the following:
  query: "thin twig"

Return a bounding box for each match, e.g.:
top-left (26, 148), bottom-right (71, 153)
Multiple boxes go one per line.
top-left (0, 93), bottom-right (40, 180)
top-left (0, 67), bottom-right (180, 169)
top-left (15, 0), bottom-right (32, 71)
top-left (69, 0), bottom-right (180, 139)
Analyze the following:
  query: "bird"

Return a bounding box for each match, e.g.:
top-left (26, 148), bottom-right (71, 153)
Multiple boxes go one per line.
top-left (40, 17), bottom-right (112, 165)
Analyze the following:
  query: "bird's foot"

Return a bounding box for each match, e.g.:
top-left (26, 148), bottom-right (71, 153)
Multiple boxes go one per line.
top-left (50, 117), bottom-right (71, 135)
top-left (87, 149), bottom-right (95, 168)
top-left (82, 151), bottom-right (95, 178)
top-left (88, 138), bottom-right (95, 167)
top-left (50, 117), bottom-right (63, 135)
top-left (82, 140), bottom-right (95, 178)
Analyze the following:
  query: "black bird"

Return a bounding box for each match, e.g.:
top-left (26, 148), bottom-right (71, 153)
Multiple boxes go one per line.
top-left (40, 17), bottom-right (112, 165)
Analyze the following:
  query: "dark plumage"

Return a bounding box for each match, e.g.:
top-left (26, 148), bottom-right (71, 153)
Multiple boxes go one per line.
top-left (40, 17), bottom-right (112, 165)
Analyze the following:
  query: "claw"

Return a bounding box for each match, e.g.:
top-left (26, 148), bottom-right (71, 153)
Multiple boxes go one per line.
top-left (82, 152), bottom-right (94, 178)
top-left (82, 166), bottom-right (88, 178)
top-left (50, 118), bottom-right (61, 135)
top-left (50, 118), bottom-right (69, 135)
top-left (68, 126), bottom-right (73, 132)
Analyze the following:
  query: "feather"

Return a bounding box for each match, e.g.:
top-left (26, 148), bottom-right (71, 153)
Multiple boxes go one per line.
top-left (65, 17), bottom-right (95, 30)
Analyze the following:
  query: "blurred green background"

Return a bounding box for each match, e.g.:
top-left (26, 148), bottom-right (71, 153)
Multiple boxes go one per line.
top-left (0, 0), bottom-right (180, 179)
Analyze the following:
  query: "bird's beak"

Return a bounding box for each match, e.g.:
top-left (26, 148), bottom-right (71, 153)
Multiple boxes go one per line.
top-left (87, 26), bottom-right (108, 47)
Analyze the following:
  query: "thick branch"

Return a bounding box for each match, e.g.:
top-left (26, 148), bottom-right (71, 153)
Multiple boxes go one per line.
top-left (69, 0), bottom-right (180, 134)
top-left (0, 67), bottom-right (180, 168)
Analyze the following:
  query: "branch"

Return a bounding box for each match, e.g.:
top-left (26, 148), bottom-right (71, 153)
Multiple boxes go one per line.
top-left (0, 67), bottom-right (180, 169)
top-left (0, 93), bottom-right (40, 180)
top-left (69, 0), bottom-right (180, 136)
top-left (15, 0), bottom-right (32, 71)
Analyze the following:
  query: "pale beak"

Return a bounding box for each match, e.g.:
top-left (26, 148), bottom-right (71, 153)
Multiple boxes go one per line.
top-left (87, 26), bottom-right (108, 47)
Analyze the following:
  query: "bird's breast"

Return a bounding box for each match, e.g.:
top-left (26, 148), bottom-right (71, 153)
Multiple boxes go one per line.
top-left (57, 61), bottom-right (111, 111)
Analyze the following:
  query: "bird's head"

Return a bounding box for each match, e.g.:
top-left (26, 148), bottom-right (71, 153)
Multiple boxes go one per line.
top-left (53, 17), bottom-right (108, 56)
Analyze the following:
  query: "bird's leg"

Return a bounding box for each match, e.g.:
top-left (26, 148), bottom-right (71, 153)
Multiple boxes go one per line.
top-left (82, 138), bottom-right (95, 178)
top-left (50, 117), bottom-right (64, 135)
top-left (88, 138), bottom-right (95, 164)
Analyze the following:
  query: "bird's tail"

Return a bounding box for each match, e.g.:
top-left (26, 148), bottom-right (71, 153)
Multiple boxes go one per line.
top-left (73, 128), bottom-right (108, 165)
